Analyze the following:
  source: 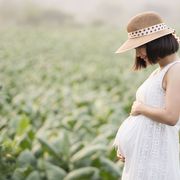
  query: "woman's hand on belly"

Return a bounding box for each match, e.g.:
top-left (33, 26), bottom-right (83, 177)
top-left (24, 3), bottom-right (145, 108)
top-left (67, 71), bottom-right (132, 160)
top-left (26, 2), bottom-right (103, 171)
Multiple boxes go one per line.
top-left (130, 100), bottom-right (146, 116)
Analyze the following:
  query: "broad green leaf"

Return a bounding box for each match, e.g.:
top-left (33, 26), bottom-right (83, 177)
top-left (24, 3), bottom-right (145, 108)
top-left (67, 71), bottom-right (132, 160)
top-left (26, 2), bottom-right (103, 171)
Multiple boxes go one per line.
top-left (71, 144), bottom-right (106, 163)
top-left (38, 137), bottom-right (60, 158)
top-left (45, 162), bottom-right (67, 180)
top-left (26, 171), bottom-right (41, 180)
top-left (12, 167), bottom-right (30, 180)
top-left (17, 149), bottom-right (36, 167)
top-left (100, 157), bottom-right (121, 177)
top-left (64, 167), bottom-right (100, 180)
top-left (70, 141), bottom-right (84, 155)
top-left (52, 131), bottom-right (70, 159)
top-left (16, 115), bottom-right (31, 136)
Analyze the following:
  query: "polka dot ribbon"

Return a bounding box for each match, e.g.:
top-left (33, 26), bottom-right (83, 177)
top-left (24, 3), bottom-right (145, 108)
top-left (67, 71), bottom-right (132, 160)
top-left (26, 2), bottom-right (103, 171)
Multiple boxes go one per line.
top-left (128, 23), bottom-right (180, 42)
top-left (172, 30), bottom-right (180, 43)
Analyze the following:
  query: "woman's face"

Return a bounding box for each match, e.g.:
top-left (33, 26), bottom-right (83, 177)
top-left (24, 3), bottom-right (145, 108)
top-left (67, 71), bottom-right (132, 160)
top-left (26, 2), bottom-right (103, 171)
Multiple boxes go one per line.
top-left (135, 46), bottom-right (150, 65)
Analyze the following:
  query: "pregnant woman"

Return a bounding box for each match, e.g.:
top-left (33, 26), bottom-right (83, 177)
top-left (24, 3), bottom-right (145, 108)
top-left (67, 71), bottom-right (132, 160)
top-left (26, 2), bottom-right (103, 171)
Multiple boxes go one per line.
top-left (113, 11), bottom-right (180, 180)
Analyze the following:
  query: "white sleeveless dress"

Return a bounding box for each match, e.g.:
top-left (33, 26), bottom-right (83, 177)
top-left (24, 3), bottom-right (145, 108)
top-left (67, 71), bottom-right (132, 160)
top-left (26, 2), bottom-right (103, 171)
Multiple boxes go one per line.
top-left (113, 60), bottom-right (180, 180)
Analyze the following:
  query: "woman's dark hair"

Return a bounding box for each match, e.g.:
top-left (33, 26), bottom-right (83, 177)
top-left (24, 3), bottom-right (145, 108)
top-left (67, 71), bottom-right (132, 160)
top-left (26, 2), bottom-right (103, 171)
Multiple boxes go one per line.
top-left (133, 34), bottom-right (179, 70)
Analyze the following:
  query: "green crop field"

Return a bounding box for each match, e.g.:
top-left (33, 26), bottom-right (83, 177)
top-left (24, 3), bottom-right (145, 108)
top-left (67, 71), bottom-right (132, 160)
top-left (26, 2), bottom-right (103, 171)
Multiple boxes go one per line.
top-left (0, 25), bottom-right (160, 180)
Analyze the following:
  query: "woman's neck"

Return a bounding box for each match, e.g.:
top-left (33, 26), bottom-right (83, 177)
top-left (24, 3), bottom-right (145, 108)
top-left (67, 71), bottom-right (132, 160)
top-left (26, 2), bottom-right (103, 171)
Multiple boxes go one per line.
top-left (158, 53), bottom-right (179, 69)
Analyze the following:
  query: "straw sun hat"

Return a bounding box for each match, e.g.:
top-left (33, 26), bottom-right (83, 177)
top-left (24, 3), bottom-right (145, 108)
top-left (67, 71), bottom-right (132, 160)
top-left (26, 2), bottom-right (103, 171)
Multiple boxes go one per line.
top-left (116, 11), bottom-right (180, 54)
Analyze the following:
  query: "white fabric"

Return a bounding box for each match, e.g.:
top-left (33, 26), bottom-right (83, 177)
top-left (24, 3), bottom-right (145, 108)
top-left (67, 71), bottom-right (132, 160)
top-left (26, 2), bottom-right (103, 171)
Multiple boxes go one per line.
top-left (113, 60), bottom-right (180, 180)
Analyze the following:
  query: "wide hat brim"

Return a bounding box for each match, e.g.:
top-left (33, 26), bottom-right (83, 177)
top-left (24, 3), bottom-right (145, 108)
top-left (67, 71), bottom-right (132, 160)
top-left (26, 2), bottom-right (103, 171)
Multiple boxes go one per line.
top-left (115, 28), bottom-right (174, 54)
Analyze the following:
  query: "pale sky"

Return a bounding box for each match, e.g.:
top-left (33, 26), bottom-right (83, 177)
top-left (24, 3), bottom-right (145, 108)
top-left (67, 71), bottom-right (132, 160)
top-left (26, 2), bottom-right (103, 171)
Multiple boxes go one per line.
top-left (0, 0), bottom-right (179, 27)
top-left (32, 0), bottom-right (180, 27)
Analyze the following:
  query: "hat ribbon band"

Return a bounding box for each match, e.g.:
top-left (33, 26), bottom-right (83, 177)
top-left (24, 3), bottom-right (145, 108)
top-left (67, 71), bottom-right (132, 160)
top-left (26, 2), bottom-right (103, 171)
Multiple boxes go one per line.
top-left (128, 23), bottom-right (173, 39)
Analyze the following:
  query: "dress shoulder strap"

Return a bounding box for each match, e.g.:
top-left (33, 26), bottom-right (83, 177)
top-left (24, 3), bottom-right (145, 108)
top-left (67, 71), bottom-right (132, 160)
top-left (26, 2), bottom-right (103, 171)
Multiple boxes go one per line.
top-left (149, 60), bottom-right (180, 78)
top-left (159, 60), bottom-right (180, 90)
top-left (160, 60), bottom-right (180, 77)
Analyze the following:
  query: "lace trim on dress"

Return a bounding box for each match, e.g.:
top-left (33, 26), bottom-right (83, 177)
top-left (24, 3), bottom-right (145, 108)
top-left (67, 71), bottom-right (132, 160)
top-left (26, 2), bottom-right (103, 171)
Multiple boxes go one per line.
top-left (136, 120), bottom-right (168, 180)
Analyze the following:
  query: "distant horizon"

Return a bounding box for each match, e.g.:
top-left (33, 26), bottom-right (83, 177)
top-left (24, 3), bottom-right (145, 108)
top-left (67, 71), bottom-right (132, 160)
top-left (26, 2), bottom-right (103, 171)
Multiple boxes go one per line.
top-left (0, 0), bottom-right (180, 28)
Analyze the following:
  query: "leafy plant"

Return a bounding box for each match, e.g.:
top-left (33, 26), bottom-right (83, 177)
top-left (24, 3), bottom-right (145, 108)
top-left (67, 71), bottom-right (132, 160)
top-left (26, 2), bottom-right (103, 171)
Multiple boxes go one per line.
top-left (0, 25), bottom-right (156, 180)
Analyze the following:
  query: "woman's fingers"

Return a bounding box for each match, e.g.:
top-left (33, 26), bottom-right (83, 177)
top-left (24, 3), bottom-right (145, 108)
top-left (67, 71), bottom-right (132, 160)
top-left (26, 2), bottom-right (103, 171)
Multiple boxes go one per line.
top-left (118, 156), bottom-right (125, 162)
top-left (117, 153), bottom-right (125, 162)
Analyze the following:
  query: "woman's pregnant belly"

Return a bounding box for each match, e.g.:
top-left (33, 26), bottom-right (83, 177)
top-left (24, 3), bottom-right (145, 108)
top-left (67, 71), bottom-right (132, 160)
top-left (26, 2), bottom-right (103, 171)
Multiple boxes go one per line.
top-left (113, 115), bottom-right (145, 157)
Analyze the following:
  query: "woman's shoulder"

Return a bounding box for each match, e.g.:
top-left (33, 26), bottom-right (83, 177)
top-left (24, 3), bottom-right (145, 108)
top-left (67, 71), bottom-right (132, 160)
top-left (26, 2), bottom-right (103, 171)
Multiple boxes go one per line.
top-left (165, 61), bottom-right (180, 82)
top-left (166, 61), bottom-right (180, 75)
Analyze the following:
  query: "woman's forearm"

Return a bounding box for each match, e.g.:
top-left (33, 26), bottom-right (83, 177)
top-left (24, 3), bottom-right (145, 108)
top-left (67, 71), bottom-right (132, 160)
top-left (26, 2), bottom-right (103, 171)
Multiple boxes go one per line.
top-left (141, 105), bottom-right (176, 126)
